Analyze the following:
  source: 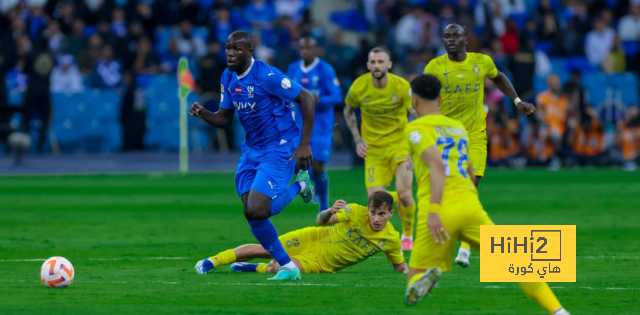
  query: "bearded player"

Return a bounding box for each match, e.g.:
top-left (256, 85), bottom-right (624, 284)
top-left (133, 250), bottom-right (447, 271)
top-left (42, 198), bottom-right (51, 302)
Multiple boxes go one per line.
top-left (344, 47), bottom-right (418, 251)
top-left (424, 23), bottom-right (536, 267)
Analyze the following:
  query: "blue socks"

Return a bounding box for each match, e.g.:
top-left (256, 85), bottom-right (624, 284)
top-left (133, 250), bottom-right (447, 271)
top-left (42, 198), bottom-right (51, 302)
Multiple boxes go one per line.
top-left (315, 171), bottom-right (329, 211)
top-left (247, 219), bottom-right (292, 267)
top-left (270, 182), bottom-right (301, 216)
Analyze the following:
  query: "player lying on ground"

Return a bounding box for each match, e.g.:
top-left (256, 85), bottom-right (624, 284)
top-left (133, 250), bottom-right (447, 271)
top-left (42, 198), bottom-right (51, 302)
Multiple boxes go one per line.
top-left (402, 74), bottom-right (570, 315)
top-left (195, 191), bottom-right (408, 274)
top-left (424, 22), bottom-right (536, 268)
top-left (344, 46), bottom-right (417, 251)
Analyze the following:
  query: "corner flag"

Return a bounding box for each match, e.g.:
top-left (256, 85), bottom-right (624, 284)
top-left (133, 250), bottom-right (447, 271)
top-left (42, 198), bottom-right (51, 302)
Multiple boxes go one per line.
top-left (178, 57), bottom-right (194, 174)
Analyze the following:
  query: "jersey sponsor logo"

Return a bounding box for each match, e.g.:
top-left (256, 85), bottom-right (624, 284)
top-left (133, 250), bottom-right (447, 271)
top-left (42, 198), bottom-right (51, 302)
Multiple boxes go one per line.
top-left (444, 84), bottom-right (481, 94)
top-left (473, 64), bottom-right (480, 74)
top-left (247, 86), bottom-right (254, 98)
top-left (233, 101), bottom-right (256, 113)
top-left (301, 77), bottom-right (309, 83)
top-left (281, 78), bottom-right (292, 89)
top-left (234, 87), bottom-right (242, 93)
top-left (410, 131), bottom-right (422, 144)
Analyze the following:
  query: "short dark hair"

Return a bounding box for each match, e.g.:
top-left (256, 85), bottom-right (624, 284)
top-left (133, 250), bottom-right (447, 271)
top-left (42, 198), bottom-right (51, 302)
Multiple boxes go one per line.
top-left (369, 46), bottom-right (392, 59)
top-left (368, 191), bottom-right (394, 211)
top-left (410, 74), bottom-right (441, 101)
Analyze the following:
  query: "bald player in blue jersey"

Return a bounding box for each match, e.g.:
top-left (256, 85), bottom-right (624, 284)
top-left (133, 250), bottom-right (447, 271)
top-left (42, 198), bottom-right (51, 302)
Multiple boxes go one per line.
top-left (190, 31), bottom-right (317, 281)
top-left (288, 37), bottom-right (343, 212)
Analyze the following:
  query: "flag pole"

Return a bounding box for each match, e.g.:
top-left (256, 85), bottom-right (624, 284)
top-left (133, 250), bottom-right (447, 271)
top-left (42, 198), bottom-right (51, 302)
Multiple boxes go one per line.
top-left (178, 57), bottom-right (195, 175)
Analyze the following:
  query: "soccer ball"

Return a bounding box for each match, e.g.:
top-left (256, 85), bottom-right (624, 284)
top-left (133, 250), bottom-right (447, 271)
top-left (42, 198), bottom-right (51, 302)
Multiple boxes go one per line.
top-left (40, 256), bottom-right (74, 288)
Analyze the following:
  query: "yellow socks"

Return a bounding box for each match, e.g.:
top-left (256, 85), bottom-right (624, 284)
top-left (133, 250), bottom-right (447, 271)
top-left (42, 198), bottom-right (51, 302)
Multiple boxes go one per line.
top-left (209, 249), bottom-right (236, 268)
top-left (388, 191), bottom-right (399, 204)
top-left (460, 242), bottom-right (471, 251)
top-left (519, 282), bottom-right (563, 314)
top-left (401, 204), bottom-right (416, 238)
top-left (408, 272), bottom-right (424, 286)
top-left (256, 263), bottom-right (268, 273)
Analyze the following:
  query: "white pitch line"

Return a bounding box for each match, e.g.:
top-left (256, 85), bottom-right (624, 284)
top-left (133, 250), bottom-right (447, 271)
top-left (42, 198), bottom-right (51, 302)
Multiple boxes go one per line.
top-left (0, 279), bottom-right (637, 290)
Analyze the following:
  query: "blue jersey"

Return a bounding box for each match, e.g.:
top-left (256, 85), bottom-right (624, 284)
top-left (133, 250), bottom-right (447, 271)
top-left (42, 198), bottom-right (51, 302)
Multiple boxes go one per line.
top-left (287, 58), bottom-right (342, 139)
top-left (220, 58), bottom-right (303, 149)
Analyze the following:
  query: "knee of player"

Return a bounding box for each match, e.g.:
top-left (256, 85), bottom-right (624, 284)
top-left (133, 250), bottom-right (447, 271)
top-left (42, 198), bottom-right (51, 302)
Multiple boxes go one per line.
top-left (243, 206), bottom-right (270, 221)
top-left (397, 189), bottom-right (414, 204)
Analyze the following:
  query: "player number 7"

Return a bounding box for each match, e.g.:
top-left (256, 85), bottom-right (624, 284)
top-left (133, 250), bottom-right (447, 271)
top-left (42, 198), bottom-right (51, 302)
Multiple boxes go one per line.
top-left (436, 136), bottom-right (468, 178)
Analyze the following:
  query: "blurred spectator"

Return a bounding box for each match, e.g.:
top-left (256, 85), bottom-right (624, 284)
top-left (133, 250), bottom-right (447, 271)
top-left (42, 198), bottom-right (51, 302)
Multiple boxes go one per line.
top-left (325, 31), bottom-right (357, 84)
top-left (197, 41), bottom-right (225, 99)
top-left (537, 13), bottom-right (559, 44)
top-left (585, 18), bottom-right (615, 66)
top-left (617, 105), bottom-right (640, 171)
top-left (178, 0), bottom-right (200, 25)
top-left (521, 20), bottom-right (537, 43)
top-left (567, 105), bottom-right (606, 166)
top-left (486, 78), bottom-right (520, 165)
top-left (500, 19), bottom-right (520, 54)
top-left (559, 17), bottom-right (585, 56)
top-left (121, 20), bottom-right (145, 70)
top-left (50, 54), bottom-right (84, 94)
top-left (490, 39), bottom-right (509, 72)
top-left (209, 7), bottom-right (235, 45)
top-left (90, 45), bottom-right (122, 88)
top-left (78, 34), bottom-right (103, 74)
top-left (252, 32), bottom-right (275, 65)
top-left (160, 38), bottom-right (184, 73)
top-left (618, 3), bottom-right (640, 41)
top-left (602, 34), bottom-right (627, 73)
top-left (406, 22), bottom-right (438, 74)
top-left (97, 19), bottom-right (120, 49)
top-left (438, 5), bottom-right (456, 34)
top-left (275, 0), bottom-right (306, 24)
top-left (42, 20), bottom-right (66, 56)
top-left (120, 72), bottom-right (146, 151)
top-left (22, 38), bottom-right (54, 154)
top-left (67, 19), bottom-right (88, 58)
top-left (174, 20), bottom-right (207, 60)
top-left (111, 8), bottom-right (127, 38)
top-left (244, 0), bottom-right (277, 30)
top-left (395, 7), bottom-right (436, 65)
top-left (496, 0), bottom-right (526, 16)
top-left (134, 2), bottom-right (156, 36)
top-left (534, 75), bottom-right (569, 169)
top-left (508, 39), bottom-right (535, 100)
top-left (54, 1), bottom-right (78, 34)
top-left (456, 0), bottom-right (475, 26)
top-left (29, 6), bottom-right (48, 40)
top-left (132, 36), bottom-right (160, 75)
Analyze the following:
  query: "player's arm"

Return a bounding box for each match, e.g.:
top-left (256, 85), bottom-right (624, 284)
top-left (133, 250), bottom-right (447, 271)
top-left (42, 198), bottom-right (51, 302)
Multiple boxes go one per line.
top-left (316, 200), bottom-right (347, 226)
top-left (190, 105), bottom-right (234, 128)
top-left (420, 144), bottom-right (450, 244)
top-left (393, 261), bottom-right (408, 273)
top-left (487, 57), bottom-right (535, 116)
top-left (344, 91), bottom-right (368, 158)
top-left (292, 88), bottom-right (316, 169)
top-left (316, 65), bottom-right (343, 110)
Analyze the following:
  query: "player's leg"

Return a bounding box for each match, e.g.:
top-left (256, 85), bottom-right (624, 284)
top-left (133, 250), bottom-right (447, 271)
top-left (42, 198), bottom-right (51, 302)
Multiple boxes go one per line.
top-left (364, 146), bottom-right (394, 197)
top-left (265, 257), bottom-right (306, 274)
top-left (311, 161), bottom-right (329, 211)
top-left (460, 204), bottom-right (569, 315)
top-left (195, 243), bottom-right (272, 274)
top-left (394, 158), bottom-right (416, 250)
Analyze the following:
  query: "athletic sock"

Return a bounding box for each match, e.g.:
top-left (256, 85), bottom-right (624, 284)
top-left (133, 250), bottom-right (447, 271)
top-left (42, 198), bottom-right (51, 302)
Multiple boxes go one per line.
top-left (208, 249), bottom-right (236, 268)
top-left (408, 272), bottom-right (424, 286)
top-left (400, 203), bottom-right (416, 238)
top-left (519, 282), bottom-right (563, 314)
top-left (459, 242), bottom-right (471, 251)
top-left (256, 263), bottom-right (268, 273)
top-left (281, 261), bottom-right (297, 270)
top-left (247, 219), bottom-right (292, 267)
top-left (270, 182), bottom-right (302, 216)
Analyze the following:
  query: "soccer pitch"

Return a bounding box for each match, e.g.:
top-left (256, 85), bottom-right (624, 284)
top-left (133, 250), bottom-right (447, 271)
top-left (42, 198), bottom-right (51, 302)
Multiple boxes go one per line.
top-left (0, 169), bottom-right (638, 314)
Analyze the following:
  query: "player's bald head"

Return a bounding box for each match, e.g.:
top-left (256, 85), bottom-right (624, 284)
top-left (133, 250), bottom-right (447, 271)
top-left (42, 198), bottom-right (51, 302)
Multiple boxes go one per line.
top-left (227, 30), bottom-right (253, 49)
top-left (444, 23), bottom-right (467, 36)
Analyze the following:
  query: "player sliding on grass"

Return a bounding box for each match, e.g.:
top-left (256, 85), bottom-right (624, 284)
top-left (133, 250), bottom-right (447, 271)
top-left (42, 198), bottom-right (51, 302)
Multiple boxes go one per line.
top-left (190, 30), bottom-right (317, 281)
top-left (195, 191), bottom-right (408, 275)
top-left (403, 74), bottom-right (569, 315)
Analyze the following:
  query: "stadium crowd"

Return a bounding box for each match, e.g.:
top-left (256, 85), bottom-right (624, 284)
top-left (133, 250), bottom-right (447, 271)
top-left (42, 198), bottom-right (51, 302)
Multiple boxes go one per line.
top-left (0, 0), bottom-right (638, 170)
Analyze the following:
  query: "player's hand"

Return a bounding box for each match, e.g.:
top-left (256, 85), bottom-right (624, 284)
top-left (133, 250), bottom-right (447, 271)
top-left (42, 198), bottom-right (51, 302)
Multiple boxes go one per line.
top-left (329, 200), bottom-right (346, 214)
top-left (428, 212), bottom-right (450, 244)
top-left (189, 102), bottom-right (206, 118)
top-left (291, 143), bottom-right (313, 170)
top-left (516, 101), bottom-right (536, 117)
top-left (356, 140), bottom-right (368, 158)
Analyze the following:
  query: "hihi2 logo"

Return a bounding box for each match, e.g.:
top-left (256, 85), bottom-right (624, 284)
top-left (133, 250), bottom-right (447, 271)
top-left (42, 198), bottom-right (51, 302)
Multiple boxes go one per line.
top-left (480, 225), bottom-right (576, 282)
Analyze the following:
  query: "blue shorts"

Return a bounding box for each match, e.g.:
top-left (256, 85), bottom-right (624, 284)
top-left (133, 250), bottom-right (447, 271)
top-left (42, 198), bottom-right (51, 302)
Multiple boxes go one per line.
top-left (310, 134), bottom-right (332, 163)
top-left (234, 141), bottom-right (297, 198)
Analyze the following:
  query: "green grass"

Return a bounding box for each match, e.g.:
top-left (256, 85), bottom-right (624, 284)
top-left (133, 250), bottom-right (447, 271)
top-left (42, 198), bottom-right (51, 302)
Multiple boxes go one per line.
top-left (0, 169), bottom-right (638, 314)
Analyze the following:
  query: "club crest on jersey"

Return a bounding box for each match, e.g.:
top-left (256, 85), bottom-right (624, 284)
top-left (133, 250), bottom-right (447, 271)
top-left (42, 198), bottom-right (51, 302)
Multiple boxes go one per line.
top-left (281, 78), bottom-right (291, 89)
top-left (301, 77), bottom-right (309, 83)
top-left (312, 76), bottom-right (319, 85)
top-left (247, 86), bottom-right (254, 98)
top-left (234, 87), bottom-right (242, 93)
top-left (410, 131), bottom-right (422, 144)
top-left (473, 64), bottom-right (480, 74)
top-left (220, 84), bottom-right (224, 92)
top-left (378, 239), bottom-right (386, 249)
top-left (390, 93), bottom-right (398, 104)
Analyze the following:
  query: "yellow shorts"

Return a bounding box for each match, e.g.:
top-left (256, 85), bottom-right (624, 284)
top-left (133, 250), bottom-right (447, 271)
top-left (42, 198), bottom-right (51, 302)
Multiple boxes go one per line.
top-left (409, 192), bottom-right (494, 272)
top-left (468, 128), bottom-right (488, 177)
top-left (279, 227), bottom-right (324, 273)
top-left (364, 142), bottom-right (409, 188)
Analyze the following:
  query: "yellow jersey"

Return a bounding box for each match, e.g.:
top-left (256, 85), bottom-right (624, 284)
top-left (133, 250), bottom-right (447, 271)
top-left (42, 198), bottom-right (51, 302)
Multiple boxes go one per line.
top-left (318, 203), bottom-right (404, 272)
top-left (405, 115), bottom-right (477, 204)
top-left (424, 53), bottom-right (498, 133)
top-left (345, 73), bottom-right (413, 147)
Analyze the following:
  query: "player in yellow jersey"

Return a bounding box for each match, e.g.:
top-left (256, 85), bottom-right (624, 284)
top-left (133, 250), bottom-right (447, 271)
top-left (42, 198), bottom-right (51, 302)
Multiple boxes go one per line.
top-left (424, 23), bottom-right (536, 267)
top-left (195, 191), bottom-right (407, 275)
top-left (402, 74), bottom-right (570, 315)
top-left (344, 46), bottom-right (417, 251)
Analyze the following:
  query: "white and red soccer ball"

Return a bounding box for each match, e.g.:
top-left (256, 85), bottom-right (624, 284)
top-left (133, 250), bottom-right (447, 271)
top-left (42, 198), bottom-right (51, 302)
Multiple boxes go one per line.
top-left (40, 256), bottom-right (74, 288)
